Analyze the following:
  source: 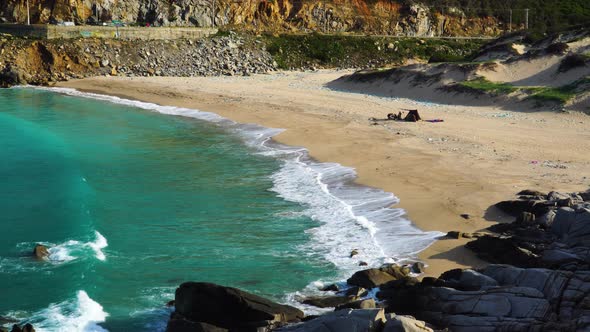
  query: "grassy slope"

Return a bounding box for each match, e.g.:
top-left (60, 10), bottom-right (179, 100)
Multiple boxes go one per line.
top-left (459, 77), bottom-right (590, 104)
top-left (259, 33), bottom-right (485, 69)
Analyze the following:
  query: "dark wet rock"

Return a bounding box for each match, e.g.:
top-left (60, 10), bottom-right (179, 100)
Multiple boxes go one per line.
top-left (350, 249), bottom-right (359, 258)
top-left (466, 235), bottom-right (540, 267)
top-left (517, 189), bottom-right (547, 197)
top-left (460, 214), bottom-right (470, 219)
top-left (172, 282), bottom-right (303, 330)
top-left (166, 317), bottom-right (227, 332)
top-left (277, 309), bottom-right (387, 332)
top-left (439, 268), bottom-right (498, 291)
top-left (411, 262), bottom-right (425, 274)
top-left (9, 325), bottom-right (34, 332)
top-left (302, 295), bottom-right (360, 308)
top-left (446, 231), bottom-right (462, 239)
top-left (0, 64), bottom-right (26, 88)
top-left (359, 261), bottom-right (368, 266)
top-left (166, 300), bottom-right (175, 307)
top-left (321, 283), bottom-right (340, 292)
top-left (32, 244), bottom-right (49, 260)
top-left (347, 264), bottom-right (410, 289)
top-left (516, 211), bottom-right (535, 224)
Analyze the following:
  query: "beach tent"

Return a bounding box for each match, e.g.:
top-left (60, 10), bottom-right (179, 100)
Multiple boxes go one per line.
top-left (404, 109), bottom-right (421, 122)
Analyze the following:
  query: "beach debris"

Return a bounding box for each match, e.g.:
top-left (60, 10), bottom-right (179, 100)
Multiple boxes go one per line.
top-left (460, 214), bottom-right (470, 220)
top-left (446, 231), bottom-right (462, 239)
top-left (359, 261), bottom-right (368, 266)
top-left (350, 249), bottom-right (359, 258)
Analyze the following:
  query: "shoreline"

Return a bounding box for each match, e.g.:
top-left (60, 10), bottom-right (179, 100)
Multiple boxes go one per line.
top-left (56, 70), bottom-right (590, 278)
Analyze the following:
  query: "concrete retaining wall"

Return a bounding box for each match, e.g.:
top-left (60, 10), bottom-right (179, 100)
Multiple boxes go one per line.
top-left (0, 24), bottom-right (217, 40)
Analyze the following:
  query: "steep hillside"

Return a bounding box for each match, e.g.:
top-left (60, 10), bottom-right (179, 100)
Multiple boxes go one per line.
top-left (0, 0), bottom-right (503, 36)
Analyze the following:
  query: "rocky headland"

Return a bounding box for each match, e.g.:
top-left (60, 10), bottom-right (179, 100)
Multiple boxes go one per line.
top-left (0, 33), bottom-right (276, 87)
top-left (163, 188), bottom-right (590, 332)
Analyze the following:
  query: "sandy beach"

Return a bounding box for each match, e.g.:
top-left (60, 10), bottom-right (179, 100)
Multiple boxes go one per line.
top-left (57, 70), bottom-right (590, 277)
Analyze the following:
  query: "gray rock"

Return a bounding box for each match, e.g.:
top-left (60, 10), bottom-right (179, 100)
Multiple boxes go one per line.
top-left (277, 309), bottom-right (386, 332)
top-left (302, 295), bottom-right (359, 308)
top-left (174, 282), bottom-right (303, 329)
top-left (335, 298), bottom-right (376, 310)
top-left (383, 314), bottom-right (432, 332)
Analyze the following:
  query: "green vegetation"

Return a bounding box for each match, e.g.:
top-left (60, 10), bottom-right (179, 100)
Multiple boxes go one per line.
top-left (459, 77), bottom-right (518, 94)
top-left (259, 33), bottom-right (484, 69)
top-left (416, 0), bottom-right (590, 33)
top-left (527, 77), bottom-right (590, 103)
top-left (459, 76), bottom-right (590, 104)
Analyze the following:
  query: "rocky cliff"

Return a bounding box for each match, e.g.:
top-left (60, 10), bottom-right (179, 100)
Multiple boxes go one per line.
top-left (0, 0), bottom-right (502, 36)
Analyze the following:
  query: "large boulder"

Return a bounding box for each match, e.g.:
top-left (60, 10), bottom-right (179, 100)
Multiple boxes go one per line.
top-left (173, 282), bottom-right (303, 330)
top-left (347, 264), bottom-right (411, 289)
top-left (32, 244), bottom-right (49, 260)
top-left (465, 235), bottom-right (540, 267)
top-left (383, 314), bottom-right (432, 332)
top-left (166, 317), bottom-right (227, 332)
top-left (277, 309), bottom-right (386, 332)
top-left (302, 295), bottom-right (360, 308)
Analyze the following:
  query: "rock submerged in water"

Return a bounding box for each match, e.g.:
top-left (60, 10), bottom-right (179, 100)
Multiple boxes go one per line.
top-left (167, 282), bottom-right (303, 331)
top-left (32, 244), bottom-right (49, 260)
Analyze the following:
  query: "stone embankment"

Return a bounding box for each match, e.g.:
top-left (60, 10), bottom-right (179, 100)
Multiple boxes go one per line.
top-left (0, 33), bottom-right (276, 87)
top-left (164, 188), bottom-right (590, 332)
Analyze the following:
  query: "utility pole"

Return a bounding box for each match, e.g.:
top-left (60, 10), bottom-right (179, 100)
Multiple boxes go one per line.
top-left (525, 8), bottom-right (529, 30)
top-left (26, 0), bottom-right (30, 25)
top-left (509, 9), bottom-right (512, 32)
top-left (212, 0), bottom-right (216, 26)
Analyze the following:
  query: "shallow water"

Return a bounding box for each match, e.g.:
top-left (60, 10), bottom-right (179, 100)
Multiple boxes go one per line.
top-left (0, 87), bottom-right (441, 331)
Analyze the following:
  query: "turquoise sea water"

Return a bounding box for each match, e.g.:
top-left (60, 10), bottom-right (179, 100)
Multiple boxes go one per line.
top-left (0, 87), bottom-right (441, 331)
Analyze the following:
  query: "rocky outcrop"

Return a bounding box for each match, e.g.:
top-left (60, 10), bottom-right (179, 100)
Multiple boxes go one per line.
top-left (468, 189), bottom-right (590, 271)
top-left (7, 324), bottom-right (35, 332)
top-left (32, 244), bottom-right (49, 260)
top-left (375, 265), bottom-right (590, 331)
top-left (167, 282), bottom-right (304, 331)
top-left (347, 264), bottom-right (411, 289)
top-left (0, 0), bottom-right (502, 36)
top-left (276, 308), bottom-right (433, 332)
top-left (0, 34), bottom-right (276, 87)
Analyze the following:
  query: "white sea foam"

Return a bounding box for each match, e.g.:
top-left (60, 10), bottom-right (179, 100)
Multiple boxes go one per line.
top-left (46, 231), bottom-right (108, 263)
top-left (26, 290), bottom-right (108, 332)
top-left (41, 86), bottom-right (445, 314)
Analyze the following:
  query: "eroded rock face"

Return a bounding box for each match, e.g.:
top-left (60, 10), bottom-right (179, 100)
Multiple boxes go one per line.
top-left (170, 282), bottom-right (303, 331)
top-left (0, 35), bottom-right (276, 87)
top-left (0, 0), bottom-right (502, 36)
